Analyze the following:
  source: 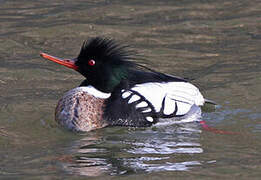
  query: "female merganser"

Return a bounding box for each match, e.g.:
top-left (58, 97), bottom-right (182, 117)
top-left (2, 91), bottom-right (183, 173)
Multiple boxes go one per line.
top-left (40, 37), bottom-right (205, 132)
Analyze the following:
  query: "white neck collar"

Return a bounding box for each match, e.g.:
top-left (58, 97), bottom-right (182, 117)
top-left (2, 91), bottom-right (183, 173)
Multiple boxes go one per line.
top-left (78, 86), bottom-right (111, 99)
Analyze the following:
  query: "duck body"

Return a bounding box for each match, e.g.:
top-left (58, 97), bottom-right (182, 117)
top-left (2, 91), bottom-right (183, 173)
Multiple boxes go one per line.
top-left (55, 86), bottom-right (109, 132)
top-left (41, 37), bottom-right (206, 132)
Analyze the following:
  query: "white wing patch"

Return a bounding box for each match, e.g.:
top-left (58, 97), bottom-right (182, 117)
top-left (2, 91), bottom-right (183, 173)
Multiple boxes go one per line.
top-left (146, 117), bottom-right (154, 122)
top-left (163, 96), bottom-right (176, 115)
top-left (142, 108), bottom-right (151, 113)
top-left (122, 91), bottom-right (131, 98)
top-left (131, 82), bottom-right (204, 116)
top-left (120, 82), bottom-right (204, 123)
top-left (136, 101), bottom-right (148, 108)
top-left (121, 89), bottom-right (156, 123)
top-left (128, 94), bottom-right (140, 104)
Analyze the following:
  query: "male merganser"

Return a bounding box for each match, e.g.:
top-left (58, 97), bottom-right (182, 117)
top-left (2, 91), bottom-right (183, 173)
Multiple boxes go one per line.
top-left (40, 37), bottom-right (205, 132)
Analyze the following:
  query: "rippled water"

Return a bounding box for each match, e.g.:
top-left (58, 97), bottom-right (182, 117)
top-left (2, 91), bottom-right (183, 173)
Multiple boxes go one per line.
top-left (0, 0), bottom-right (261, 179)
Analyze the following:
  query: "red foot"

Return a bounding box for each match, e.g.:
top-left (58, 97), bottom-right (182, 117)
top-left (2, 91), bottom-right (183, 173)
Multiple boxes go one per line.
top-left (199, 121), bottom-right (240, 135)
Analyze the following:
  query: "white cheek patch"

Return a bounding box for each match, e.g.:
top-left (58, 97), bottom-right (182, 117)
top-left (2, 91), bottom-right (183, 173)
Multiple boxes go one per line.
top-left (128, 94), bottom-right (140, 104)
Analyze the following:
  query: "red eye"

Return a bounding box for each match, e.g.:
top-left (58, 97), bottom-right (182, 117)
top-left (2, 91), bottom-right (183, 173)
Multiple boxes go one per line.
top-left (88, 59), bottom-right (95, 66)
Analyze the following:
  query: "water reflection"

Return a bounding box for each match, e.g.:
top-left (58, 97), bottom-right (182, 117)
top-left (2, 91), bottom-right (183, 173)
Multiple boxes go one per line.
top-left (1, 0), bottom-right (261, 178)
top-left (127, 159), bottom-right (201, 172)
top-left (58, 122), bottom-right (203, 176)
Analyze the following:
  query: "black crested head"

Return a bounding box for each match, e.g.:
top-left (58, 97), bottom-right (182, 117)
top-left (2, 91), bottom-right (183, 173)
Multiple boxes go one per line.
top-left (75, 37), bottom-right (137, 93)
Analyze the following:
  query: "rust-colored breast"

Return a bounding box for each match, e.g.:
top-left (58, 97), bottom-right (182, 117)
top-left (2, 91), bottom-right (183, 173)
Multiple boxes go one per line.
top-left (55, 87), bottom-right (108, 132)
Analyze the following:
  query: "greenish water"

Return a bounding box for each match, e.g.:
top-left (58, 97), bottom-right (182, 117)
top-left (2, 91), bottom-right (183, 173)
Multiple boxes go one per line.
top-left (0, 0), bottom-right (261, 179)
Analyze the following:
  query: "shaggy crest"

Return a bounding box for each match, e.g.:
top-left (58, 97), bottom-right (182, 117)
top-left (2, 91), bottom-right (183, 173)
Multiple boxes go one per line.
top-left (77, 37), bottom-right (136, 68)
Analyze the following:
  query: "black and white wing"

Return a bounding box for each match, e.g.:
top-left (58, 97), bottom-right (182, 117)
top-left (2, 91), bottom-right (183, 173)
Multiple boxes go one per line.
top-left (104, 84), bottom-right (157, 127)
top-left (104, 81), bottom-right (204, 126)
top-left (130, 82), bottom-right (205, 118)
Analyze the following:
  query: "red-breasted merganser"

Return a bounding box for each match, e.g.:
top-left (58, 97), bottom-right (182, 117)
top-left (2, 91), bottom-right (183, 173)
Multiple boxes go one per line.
top-left (40, 37), bottom-right (205, 132)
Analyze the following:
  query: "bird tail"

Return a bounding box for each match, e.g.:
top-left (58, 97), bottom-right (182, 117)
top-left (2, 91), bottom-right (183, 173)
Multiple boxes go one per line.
top-left (204, 98), bottom-right (217, 105)
top-left (202, 99), bottom-right (218, 112)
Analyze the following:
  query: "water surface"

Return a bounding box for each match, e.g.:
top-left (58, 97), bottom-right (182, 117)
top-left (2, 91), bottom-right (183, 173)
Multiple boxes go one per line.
top-left (0, 0), bottom-right (261, 179)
